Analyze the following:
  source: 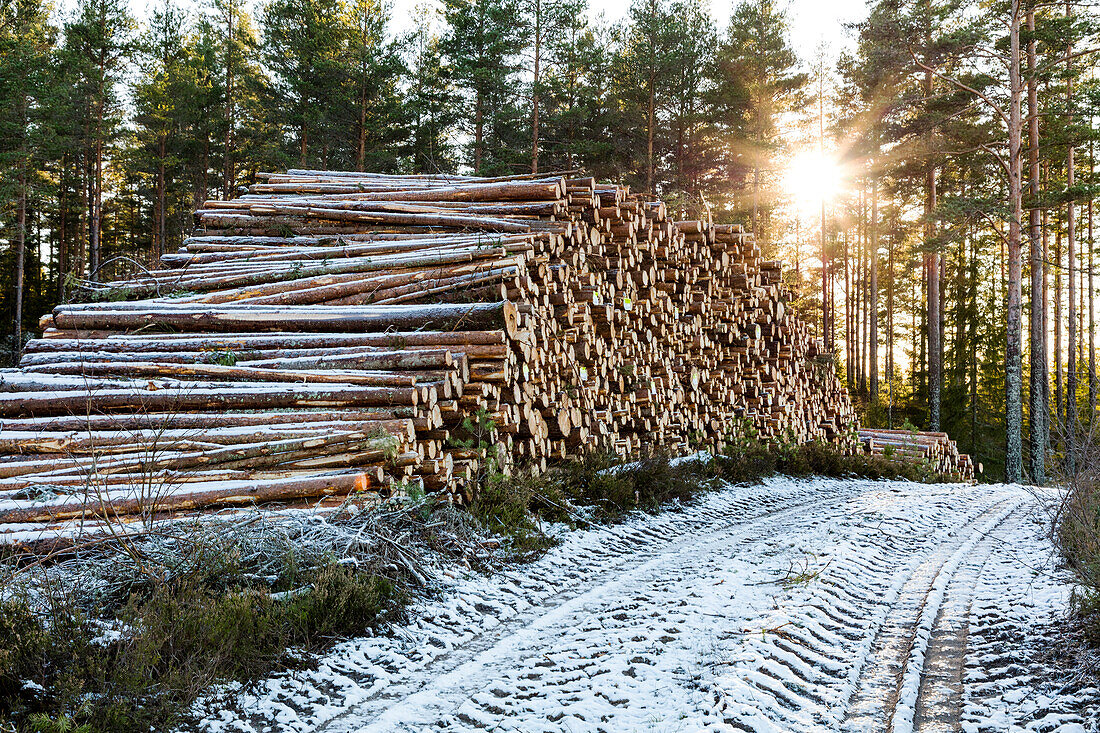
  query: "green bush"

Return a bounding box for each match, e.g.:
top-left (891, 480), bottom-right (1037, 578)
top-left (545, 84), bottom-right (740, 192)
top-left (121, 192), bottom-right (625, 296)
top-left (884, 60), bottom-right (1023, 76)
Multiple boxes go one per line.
top-left (0, 563), bottom-right (399, 733)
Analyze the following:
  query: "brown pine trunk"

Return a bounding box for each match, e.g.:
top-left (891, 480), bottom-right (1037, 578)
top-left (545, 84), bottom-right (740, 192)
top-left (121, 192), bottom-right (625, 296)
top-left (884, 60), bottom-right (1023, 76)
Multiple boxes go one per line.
top-left (1027, 6), bottom-right (1045, 482)
top-left (1090, 136), bottom-right (1096, 424)
top-left (924, 57), bottom-right (941, 430)
top-left (870, 175), bottom-right (879, 401)
top-left (14, 159), bottom-right (26, 359)
top-left (1004, 0), bottom-right (1024, 481)
top-left (647, 73), bottom-right (655, 193)
top-left (474, 93), bottom-right (483, 175)
top-left (157, 132), bottom-right (167, 260)
top-left (223, 4), bottom-right (235, 199)
top-left (531, 0), bottom-right (540, 175)
top-left (58, 153), bottom-right (68, 301)
top-left (1065, 0), bottom-right (1077, 464)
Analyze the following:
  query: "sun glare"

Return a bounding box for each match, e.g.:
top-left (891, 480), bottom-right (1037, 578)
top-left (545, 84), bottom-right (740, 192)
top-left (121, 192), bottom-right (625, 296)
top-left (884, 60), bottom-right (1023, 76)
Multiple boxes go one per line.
top-left (783, 151), bottom-right (846, 217)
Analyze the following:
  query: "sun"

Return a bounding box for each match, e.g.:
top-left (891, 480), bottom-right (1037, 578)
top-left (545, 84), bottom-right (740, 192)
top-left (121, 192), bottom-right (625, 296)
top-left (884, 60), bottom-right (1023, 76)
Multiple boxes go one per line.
top-left (782, 150), bottom-right (846, 217)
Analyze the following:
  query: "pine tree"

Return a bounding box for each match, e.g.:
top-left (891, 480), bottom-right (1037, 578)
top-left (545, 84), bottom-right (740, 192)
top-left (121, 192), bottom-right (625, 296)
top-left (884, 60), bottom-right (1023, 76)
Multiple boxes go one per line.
top-left (60, 0), bottom-right (135, 281)
top-left (0, 0), bottom-right (53, 354)
top-left (132, 0), bottom-right (192, 259)
top-left (719, 0), bottom-right (804, 243)
top-left (405, 4), bottom-right (459, 173)
top-left (262, 0), bottom-right (348, 168)
top-left (343, 0), bottom-right (407, 172)
top-left (440, 0), bottom-right (525, 174)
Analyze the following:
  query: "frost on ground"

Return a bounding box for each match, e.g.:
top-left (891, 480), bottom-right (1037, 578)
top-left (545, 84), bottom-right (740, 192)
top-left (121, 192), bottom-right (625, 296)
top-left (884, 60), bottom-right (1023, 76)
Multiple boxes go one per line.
top-left (189, 478), bottom-right (1100, 733)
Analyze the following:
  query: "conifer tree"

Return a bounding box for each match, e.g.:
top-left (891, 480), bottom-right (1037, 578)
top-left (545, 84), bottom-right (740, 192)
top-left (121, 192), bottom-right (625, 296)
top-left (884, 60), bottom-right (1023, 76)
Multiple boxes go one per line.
top-left (60, 0), bottom-right (135, 281)
top-left (440, 0), bottom-right (525, 173)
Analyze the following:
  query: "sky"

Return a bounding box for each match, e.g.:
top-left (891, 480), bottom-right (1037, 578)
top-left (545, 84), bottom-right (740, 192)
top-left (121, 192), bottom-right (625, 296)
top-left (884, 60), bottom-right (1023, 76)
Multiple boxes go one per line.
top-left (116, 0), bottom-right (870, 68)
top-left (384, 0), bottom-right (870, 62)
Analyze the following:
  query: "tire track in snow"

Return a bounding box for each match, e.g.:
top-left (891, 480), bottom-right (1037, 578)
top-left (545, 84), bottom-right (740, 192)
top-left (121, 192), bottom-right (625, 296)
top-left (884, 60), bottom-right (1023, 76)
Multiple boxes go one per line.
top-left (192, 478), bottom-right (852, 733)
top-left (316, 484), bottom-right (858, 732)
top-left (191, 481), bottom-right (1100, 733)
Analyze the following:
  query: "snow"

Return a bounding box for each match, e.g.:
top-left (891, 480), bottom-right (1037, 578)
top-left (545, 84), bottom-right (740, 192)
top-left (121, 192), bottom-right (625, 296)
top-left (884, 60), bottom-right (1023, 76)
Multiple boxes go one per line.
top-left (185, 478), bottom-right (1100, 733)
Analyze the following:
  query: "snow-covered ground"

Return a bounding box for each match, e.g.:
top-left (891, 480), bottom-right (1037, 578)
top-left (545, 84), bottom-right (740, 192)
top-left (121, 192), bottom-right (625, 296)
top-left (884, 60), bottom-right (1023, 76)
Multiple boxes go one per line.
top-left (191, 478), bottom-right (1100, 733)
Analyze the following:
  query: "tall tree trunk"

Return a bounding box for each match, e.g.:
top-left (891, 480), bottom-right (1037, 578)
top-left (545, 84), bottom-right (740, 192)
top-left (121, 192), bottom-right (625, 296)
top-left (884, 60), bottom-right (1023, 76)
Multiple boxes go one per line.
top-left (58, 153), bottom-right (68, 301)
top-left (1043, 189), bottom-right (1051, 449)
top-left (1027, 6), bottom-right (1045, 483)
top-left (888, 210), bottom-right (895, 427)
top-left (14, 156), bottom-right (26, 360)
top-left (1056, 228), bottom-right (1064, 429)
top-left (157, 132), bottom-right (166, 260)
top-left (300, 123), bottom-right (308, 168)
top-left (90, 131), bottom-right (103, 281)
top-left (358, 75), bottom-right (367, 171)
top-left (822, 198), bottom-right (829, 350)
top-left (924, 51), bottom-right (942, 430)
top-left (1004, 0), bottom-right (1025, 483)
top-left (647, 73), bottom-right (655, 193)
top-left (1090, 136), bottom-right (1096, 424)
top-left (1065, 0), bottom-right (1077, 468)
top-left (474, 92), bottom-right (483, 174)
top-left (870, 175), bottom-right (879, 401)
top-left (531, 0), bottom-right (540, 174)
top-left (223, 3), bottom-right (235, 199)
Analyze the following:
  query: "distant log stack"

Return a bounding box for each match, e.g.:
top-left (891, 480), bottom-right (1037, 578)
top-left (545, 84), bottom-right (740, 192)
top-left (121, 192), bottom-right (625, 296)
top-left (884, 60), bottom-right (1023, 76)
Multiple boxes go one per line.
top-left (857, 428), bottom-right (976, 481)
top-left (2, 168), bottom-right (956, 549)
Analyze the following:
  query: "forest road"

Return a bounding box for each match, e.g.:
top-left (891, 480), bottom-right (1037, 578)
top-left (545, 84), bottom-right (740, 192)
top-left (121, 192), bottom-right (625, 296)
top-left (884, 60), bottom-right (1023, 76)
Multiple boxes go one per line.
top-left (201, 479), bottom-right (1100, 733)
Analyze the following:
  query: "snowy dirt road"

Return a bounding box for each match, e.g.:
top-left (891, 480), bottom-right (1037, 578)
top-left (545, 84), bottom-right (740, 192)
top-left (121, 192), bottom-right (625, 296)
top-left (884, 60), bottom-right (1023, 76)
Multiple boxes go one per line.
top-left (198, 479), bottom-right (1100, 733)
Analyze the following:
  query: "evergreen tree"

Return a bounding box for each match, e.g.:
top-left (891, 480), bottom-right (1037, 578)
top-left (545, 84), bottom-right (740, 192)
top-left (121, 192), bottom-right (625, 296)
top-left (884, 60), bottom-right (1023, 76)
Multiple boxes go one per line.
top-left (719, 0), bottom-right (805, 243)
top-left (262, 0), bottom-right (348, 168)
top-left (343, 0), bottom-right (408, 172)
top-left (441, 0), bottom-right (526, 174)
top-left (405, 4), bottom-right (459, 173)
top-left (60, 0), bottom-right (136, 281)
top-left (0, 0), bottom-right (54, 353)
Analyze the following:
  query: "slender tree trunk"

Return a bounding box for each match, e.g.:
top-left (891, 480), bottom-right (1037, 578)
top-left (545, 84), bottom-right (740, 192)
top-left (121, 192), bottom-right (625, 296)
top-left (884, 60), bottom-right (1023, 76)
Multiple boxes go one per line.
top-left (1066, 0), bottom-right (1077, 468)
top-left (647, 73), bottom-right (655, 193)
top-left (157, 132), bottom-right (166, 260)
top-left (888, 211), bottom-right (895, 427)
top-left (474, 93), bottom-right (483, 174)
top-left (1004, 0), bottom-right (1025, 483)
top-left (822, 198), bottom-right (829, 350)
top-left (923, 52), bottom-right (941, 431)
top-left (1027, 6), bottom-right (1045, 483)
top-left (90, 133), bottom-right (103, 280)
top-left (531, 0), bottom-right (540, 174)
top-left (845, 228), bottom-right (853, 389)
top-left (357, 69), bottom-right (367, 171)
top-left (870, 175), bottom-right (879, 401)
top-left (1090, 135), bottom-right (1096, 424)
top-left (58, 154), bottom-right (68, 301)
top-left (1043, 191), bottom-right (1051, 449)
top-left (14, 157), bottom-right (27, 359)
top-left (223, 4), bottom-right (234, 199)
top-left (1057, 228), bottom-right (1064, 429)
top-left (300, 123), bottom-right (308, 168)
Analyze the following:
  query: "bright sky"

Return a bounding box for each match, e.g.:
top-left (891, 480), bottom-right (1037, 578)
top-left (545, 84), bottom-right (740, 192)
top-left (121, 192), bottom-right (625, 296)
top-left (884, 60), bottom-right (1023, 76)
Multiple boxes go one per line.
top-left (114, 0), bottom-right (869, 68)
top-left (385, 0), bottom-right (869, 62)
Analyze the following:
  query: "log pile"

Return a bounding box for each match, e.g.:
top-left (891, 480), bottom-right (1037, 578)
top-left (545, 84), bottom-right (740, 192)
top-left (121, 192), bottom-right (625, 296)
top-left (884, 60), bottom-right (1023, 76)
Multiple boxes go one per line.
top-left (1, 168), bottom-right (905, 547)
top-left (857, 428), bottom-right (976, 480)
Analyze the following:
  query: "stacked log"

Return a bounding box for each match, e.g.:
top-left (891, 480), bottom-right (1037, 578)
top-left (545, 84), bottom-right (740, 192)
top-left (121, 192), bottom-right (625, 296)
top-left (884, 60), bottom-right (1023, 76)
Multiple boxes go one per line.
top-left (857, 428), bottom-right (976, 480)
top-left (1, 169), bottom-right (875, 546)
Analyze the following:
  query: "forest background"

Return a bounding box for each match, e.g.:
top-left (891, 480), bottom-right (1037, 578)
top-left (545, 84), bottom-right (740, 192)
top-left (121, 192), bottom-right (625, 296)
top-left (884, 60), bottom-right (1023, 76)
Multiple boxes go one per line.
top-left (0, 0), bottom-right (1098, 481)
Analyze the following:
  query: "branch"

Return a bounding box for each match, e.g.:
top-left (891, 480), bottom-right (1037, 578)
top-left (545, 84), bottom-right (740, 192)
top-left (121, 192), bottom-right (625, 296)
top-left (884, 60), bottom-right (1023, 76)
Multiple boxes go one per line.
top-left (1035, 47), bottom-right (1100, 76)
top-left (979, 142), bottom-right (1012, 178)
top-left (910, 49), bottom-right (1010, 128)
